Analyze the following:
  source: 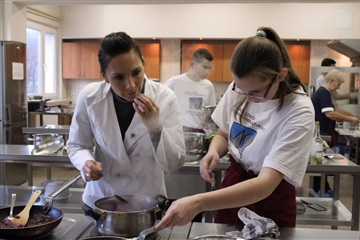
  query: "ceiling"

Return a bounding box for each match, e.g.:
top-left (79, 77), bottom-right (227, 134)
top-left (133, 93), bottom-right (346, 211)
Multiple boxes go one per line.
top-left (13, 0), bottom-right (360, 5)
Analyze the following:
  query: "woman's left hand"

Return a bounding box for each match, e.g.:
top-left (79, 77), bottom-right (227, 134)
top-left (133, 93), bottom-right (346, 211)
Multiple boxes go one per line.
top-left (153, 196), bottom-right (201, 231)
top-left (133, 93), bottom-right (162, 132)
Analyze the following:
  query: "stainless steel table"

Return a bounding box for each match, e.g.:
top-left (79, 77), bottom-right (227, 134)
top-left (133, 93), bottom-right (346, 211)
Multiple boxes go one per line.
top-left (189, 222), bottom-right (360, 240)
top-left (1, 145), bottom-right (360, 230)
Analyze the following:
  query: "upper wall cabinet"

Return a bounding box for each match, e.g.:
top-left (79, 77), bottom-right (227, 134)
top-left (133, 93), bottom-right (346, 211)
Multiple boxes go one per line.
top-left (181, 40), bottom-right (239, 83)
top-left (62, 40), bottom-right (102, 79)
top-left (138, 40), bottom-right (161, 80)
top-left (181, 40), bottom-right (311, 84)
top-left (285, 41), bottom-right (311, 84)
top-left (62, 39), bottom-right (161, 80)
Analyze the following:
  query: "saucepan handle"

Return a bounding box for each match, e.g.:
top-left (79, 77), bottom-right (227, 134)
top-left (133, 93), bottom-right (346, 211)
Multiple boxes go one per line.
top-left (82, 204), bottom-right (102, 220)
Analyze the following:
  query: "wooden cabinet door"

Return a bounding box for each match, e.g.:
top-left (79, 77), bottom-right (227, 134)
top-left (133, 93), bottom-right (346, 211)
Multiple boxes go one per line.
top-left (62, 42), bottom-right (81, 79)
top-left (286, 42), bottom-right (310, 84)
top-left (139, 42), bottom-right (160, 79)
top-left (62, 41), bottom-right (101, 79)
top-left (223, 42), bottom-right (238, 83)
top-left (80, 41), bottom-right (101, 79)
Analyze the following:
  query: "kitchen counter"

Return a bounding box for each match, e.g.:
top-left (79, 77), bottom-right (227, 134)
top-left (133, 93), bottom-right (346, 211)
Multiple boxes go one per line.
top-left (1, 145), bottom-right (360, 230)
top-left (189, 222), bottom-right (360, 240)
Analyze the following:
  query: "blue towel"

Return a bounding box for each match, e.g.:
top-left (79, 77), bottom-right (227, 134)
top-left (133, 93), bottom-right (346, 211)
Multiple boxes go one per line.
top-left (225, 207), bottom-right (280, 239)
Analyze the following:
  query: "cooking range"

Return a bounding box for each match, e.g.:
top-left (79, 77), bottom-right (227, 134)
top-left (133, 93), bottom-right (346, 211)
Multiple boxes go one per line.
top-left (0, 186), bottom-right (179, 239)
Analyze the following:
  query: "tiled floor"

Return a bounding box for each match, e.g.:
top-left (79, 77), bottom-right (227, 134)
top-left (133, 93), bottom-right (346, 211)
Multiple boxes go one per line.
top-left (25, 166), bottom-right (359, 230)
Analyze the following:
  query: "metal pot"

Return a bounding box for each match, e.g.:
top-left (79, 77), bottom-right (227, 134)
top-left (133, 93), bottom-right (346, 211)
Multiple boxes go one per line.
top-left (184, 132), bottom-right (206, 154)
top-left (28, 133), bottom-right (63, 146)
top-left (203, 105), bottom-right (216, 122)
top-left (83, 194), bottom-right (168, 238)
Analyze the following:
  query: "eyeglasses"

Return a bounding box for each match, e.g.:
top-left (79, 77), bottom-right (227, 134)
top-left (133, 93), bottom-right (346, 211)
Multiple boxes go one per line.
top-left (232, 79), bottom-right (274, 99)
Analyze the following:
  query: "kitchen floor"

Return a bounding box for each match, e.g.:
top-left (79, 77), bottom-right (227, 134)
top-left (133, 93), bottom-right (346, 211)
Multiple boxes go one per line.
top-left (24, 166), bottom-right (358, 230)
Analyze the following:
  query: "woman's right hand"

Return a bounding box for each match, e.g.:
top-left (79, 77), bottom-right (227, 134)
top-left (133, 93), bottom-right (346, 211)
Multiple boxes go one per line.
top-left (83, 160), bottom-right (103, 181)
top-left (199, 151), bottom-right (220, 183)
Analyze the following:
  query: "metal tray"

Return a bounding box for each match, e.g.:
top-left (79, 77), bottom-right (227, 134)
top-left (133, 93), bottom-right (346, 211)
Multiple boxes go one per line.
top-left (31, 138), bottom-right (65, 155)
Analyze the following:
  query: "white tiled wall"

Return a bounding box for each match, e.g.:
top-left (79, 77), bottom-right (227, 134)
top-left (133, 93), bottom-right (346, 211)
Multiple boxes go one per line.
top-left (64, 78), bottom-right (102, 104)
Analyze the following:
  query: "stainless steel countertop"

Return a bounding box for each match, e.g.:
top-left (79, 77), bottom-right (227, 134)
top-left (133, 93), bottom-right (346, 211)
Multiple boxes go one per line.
top-left (2, 144), bottom-right (360, 175)
top-left (1, 144), bottom-right (360, 230)
top-left (189, 222), bottom-right (360, 239)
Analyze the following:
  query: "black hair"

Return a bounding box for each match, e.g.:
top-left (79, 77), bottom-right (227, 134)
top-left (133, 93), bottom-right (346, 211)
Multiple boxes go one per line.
top-left (321, 58), bottom-right (336, 66)
top-left (98, 32), bottom-right (144, 74)
top-left (191, 48), bottom-right (213, 62)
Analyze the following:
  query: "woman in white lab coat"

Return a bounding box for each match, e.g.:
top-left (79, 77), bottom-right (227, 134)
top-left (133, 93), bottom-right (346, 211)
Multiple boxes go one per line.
top-left (66, 32), bottom-right (185, 208)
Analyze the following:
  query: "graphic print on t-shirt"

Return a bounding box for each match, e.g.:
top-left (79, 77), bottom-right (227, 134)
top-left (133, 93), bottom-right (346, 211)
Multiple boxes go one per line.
top-left (188, 97), bottom-right (203, 110)
top-left (230, 122), bottom-right (257, 158)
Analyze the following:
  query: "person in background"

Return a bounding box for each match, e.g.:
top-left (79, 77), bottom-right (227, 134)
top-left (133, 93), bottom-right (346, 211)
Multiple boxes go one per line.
top-left (316, 57), bottom-right (355, 101)
top-left (66, 32), bottom-right (185, 209)
top-left (316, 58), bottom-right (336, 89)
top-left (164, 48), bottom-right (216, 132)
top-left (311, 69), bottom-right (359, 197)
top-left (154, 26), bottom-right (314, 230)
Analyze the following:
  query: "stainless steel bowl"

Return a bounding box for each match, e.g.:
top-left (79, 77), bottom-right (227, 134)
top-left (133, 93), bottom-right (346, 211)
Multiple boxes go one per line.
top-left (184, 132), bottom-right (206, 154)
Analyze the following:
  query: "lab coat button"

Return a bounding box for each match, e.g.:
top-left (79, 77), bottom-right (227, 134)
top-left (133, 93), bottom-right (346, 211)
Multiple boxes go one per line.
top-left (130, 133), bottom-right (135, 137)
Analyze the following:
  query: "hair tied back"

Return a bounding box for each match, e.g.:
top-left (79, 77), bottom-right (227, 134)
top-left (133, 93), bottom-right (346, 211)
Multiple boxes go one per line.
top-left (256, 30), bottom-right (267, 38)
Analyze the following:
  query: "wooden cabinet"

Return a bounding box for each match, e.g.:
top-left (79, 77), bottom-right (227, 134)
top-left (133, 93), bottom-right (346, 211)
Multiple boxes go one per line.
top-left (285, 41), bottom-right (311, 84)
top-left (138, 41), bottom-right (160, 79)
top-left (181, 41), bottom-right (238, 82)
top-left (62, 40), bottom-right (101, 79)
top-left (62, 39), bottom-right (160, 80)
top-left (222, 43), bottom-right (238, 82)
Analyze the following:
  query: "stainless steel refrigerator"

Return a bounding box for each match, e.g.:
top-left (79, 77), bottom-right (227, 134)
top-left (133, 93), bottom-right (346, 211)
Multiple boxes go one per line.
top-left (0, 41), bottom-right (27, 185)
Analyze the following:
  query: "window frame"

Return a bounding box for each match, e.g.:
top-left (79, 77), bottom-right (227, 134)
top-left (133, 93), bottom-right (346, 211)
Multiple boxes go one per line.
top-left (26, 9), bottom-right (61, 99)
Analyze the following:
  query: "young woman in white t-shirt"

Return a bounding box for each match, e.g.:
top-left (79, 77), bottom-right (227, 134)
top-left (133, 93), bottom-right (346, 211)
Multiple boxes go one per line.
top-left (155, 26), bottom-right (314, 230)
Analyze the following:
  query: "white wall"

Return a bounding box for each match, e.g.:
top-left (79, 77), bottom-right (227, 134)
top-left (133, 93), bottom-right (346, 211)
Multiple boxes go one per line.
top-left (61, 3), bottom-right (360, 39)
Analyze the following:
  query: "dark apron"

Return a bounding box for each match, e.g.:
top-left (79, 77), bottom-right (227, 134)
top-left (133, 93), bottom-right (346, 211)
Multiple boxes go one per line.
top-left (214, 156), bottom-right (296, 228)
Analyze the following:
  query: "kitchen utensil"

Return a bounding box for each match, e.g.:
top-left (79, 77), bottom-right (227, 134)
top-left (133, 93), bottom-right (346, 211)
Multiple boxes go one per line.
top-left (45, 181), bottom-right (72, 201)
top-left (190, 235), bottom-right (245, 240)
top-left (31, 138), bottom-right (65, 155)
top-left (300, 199), bottom-right (327, 211)
top-left (202, 105), bottom-right (216, 122)
top-left (322, 140), bottom-right (335, 158)
top-left (0, 174), bottom-right (81, 239)
top-left (184, 132), bottom-right (206, 154)
top-left (114, 193), bottom-right (128, 203)
top-left (82, 194), bottom-right (168, 238)
top-left (9, 190), bottom-right (42, 226)
top-left (28, 133), bottom-right (63, 146)
top-left (6, 194), bottom-right (16, 221)
top-left (138, 226), bottom-right (165, 240)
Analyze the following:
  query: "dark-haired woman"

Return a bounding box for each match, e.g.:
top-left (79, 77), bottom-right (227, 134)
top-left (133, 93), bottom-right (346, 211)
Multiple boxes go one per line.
top-left (67, 32), bottom-right (185, 209)
top-left (154, 27), bottom-right (314, 230)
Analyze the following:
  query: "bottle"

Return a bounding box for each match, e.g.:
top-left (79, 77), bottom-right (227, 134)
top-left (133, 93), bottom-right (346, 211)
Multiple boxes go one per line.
top-left (310, 121), bottom-right (323, 164)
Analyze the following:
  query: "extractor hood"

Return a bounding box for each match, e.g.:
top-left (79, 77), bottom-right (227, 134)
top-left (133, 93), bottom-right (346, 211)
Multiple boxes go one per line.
top-left (327, 39), bottom-right (360, 66)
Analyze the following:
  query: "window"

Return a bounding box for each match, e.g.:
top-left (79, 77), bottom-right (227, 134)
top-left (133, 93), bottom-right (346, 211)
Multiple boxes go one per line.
top-left (26, 11), bottom-right (59, 98)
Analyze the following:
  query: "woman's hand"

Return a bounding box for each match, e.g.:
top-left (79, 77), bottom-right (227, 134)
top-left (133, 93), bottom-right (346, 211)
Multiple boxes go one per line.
top-left (153, 196), bottom-right (201, 231)
top-left (133, 93), bottom-right (162, 132)
top-left (200, 151), bottom-right (220, 183)
top-left (83, 160), bottom-right (103, 181)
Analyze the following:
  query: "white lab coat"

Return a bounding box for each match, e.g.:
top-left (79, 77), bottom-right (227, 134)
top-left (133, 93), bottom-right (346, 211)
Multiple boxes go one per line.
top-left (67, 79), bottom-right (185, 208)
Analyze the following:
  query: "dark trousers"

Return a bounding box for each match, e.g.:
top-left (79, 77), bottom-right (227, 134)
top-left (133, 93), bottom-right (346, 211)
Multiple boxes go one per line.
top-left (312, 176), bottom-right (332, 193)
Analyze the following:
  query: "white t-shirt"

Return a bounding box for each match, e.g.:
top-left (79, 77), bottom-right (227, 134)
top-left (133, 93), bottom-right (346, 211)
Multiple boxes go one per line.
top-left (165, 73), bottom-right (216, 129)
top-left (212, 83), bottom-right (314, 186)
top-left (316, 75), bottom-right (326, 90)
